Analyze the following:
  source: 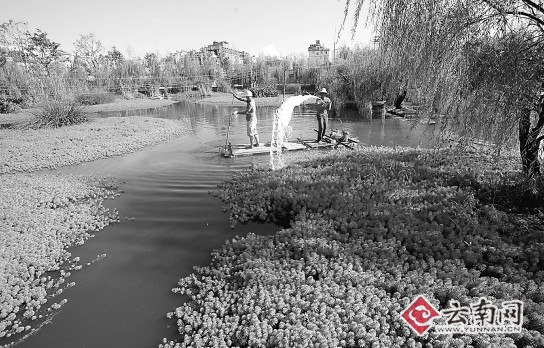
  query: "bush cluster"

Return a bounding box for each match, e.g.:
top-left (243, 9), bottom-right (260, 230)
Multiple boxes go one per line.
top-left (278, 84), bottom-right (302, 95)
top-left (75, 91), bottom-right (117, 106)
top-left (0, 97), bottom-right (24, 114)
top-left (162, 148), bottom-right (544, 348)
top-left (30, 95), bottom-right (87, 128)
top-left (250, 85), bottom-right (279, 98)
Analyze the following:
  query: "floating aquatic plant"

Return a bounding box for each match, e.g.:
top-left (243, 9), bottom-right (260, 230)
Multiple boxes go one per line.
top-left (162, 147), bottom-right (543, 348)
top-left (0, 174), bottom-right (119, 341)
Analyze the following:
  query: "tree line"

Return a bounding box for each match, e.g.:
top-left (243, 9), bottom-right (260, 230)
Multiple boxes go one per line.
top-left (0, 20), bottom-right (324, 104)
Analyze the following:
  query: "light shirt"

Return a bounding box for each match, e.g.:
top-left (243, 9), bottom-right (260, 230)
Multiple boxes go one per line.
top-left (245, 98), bottom-right (256, 120)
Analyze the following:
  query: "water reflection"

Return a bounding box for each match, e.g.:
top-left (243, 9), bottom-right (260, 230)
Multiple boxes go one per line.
top-left (98, 100), bottom-right (437, 151)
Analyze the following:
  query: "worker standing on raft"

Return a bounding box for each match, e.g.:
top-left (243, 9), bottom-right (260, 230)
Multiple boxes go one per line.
top-left (233, 90), bottom-right (260, 148)
top-left (315, 87), bottom-right (332, 142)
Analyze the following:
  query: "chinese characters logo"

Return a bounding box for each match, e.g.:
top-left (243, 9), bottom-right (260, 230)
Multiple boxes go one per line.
top-left (401, 296), bottom-right (523, 336)
top-left (400, 295), bottom-right (441, 336)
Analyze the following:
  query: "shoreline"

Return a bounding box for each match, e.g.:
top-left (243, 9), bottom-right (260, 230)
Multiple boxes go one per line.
top-left (0, 98), bottom-right (178, 126)
top-left (0, 107), bottom-right (192, 343)
top-left (0, 93), bottom-right (289, 126)
top-left (193, 91), bottom-right (297, 107)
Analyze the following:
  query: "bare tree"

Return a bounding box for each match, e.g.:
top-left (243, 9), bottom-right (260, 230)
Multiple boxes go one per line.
top-left (73, 33), bottom-right (104, 73)
top-left (0, 20), bottom-right (30, 67)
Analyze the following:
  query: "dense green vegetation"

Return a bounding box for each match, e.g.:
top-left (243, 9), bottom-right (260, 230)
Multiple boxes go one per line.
top-left (162, 148), bottom-right (544, 348)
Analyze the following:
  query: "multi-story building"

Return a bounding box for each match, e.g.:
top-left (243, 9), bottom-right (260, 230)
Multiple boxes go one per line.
top-left (184, 49), bottom-right (207, 66)
top-left (204, 41), bottom-right (249, 65)
top-left (183, 41), bottom-right (250, 71)
top-left (308, 40), bottom-right (330, 68)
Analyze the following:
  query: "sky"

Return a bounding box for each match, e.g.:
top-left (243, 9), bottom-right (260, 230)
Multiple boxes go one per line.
top-left (2, 0), bottom-right (375, 58)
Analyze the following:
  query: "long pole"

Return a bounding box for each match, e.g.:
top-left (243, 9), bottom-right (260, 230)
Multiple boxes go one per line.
top-left (333, 23), bottom-right (336, 63)
top-left (225, 92), bottom-right (234, 149)
top-left (283, 68), bottom-right (286, 100)
top-left (225, 112), bottom-right (232, 148)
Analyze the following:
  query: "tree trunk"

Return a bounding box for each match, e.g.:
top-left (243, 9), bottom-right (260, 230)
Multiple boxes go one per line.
top-left (395, 90), bottom-right (407, 109)
top-left (519, 97), bottom-right (544, 177)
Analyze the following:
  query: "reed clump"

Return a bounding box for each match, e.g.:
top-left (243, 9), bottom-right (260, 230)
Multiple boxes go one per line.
top-left (30, 95), bottom-right (87, 128)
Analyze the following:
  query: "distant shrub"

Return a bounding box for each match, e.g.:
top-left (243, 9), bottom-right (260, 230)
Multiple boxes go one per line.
top-left (250, 85), bottom-right (278, 97)
top-left (0, 98), bottom-right (22, 114)
top-left (283, 83), bottom-right (302, 94)
top-left (31, 95), bottom-right (86, 128)
top-left (215, 79), bottom-right (231, 92)
top-left (75, 91), bottom-right (117, 105)
top-left (167, 86), bottom-right (181, 94)
top-left (121, 91), bottom-right (135, 100)
top-left (0, 92), bottom-right (27, 113)
top-left (138, 85), bottom-right (153, 97)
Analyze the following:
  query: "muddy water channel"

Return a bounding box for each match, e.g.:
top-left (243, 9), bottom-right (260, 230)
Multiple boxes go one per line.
top-left (16, 101), bottom-right (436, 348)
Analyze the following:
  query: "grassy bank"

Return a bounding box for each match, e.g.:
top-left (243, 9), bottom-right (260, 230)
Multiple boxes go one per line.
top-left (82, 98), bottom-right (176, 113)
top-left (162, 148), bottom-right (544, 348)
top-left (0, 115), bottom-right (190, 344)
top-left (0, 116), bottom-right (189, 173)
top-left (0, 99), bottom-right (177, 127)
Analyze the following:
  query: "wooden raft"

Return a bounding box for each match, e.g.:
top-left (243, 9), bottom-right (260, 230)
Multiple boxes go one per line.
top-left (220, 142), bottom-right (307, 158)
top-left (218, 132), bottom-right (361, 158)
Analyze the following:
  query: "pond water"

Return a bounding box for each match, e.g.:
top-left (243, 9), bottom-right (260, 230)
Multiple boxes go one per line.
top-left (14, 100), bottom-right (437, 348)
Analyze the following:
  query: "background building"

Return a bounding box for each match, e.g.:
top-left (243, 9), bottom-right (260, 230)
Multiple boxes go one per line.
top-left (205, 41), bottom-right (249, 65)
top-left (307, 40), bottom-right (329, 68)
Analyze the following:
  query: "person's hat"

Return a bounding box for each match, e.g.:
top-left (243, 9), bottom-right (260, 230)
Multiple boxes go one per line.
top-left (245, 90), bottom-right (253, 97)
top-left (317, 87), bottom-right (328, 94)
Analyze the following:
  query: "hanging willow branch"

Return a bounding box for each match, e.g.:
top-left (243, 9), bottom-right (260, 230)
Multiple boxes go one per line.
top-left (343, 0), bottom-right (544, 155)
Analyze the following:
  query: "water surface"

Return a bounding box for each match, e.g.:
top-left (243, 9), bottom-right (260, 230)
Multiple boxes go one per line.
top-left (14, 100), bottom-right (436, 348)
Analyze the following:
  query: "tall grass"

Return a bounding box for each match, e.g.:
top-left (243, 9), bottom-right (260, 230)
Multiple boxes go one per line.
top-left (31, 95), bottom-right (86, 128)
top-left (21, 75), bottom-right (88, 128)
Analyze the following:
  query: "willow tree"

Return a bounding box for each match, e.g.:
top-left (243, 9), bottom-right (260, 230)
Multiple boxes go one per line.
top-left (343, 0), bottom-right (544, 176)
